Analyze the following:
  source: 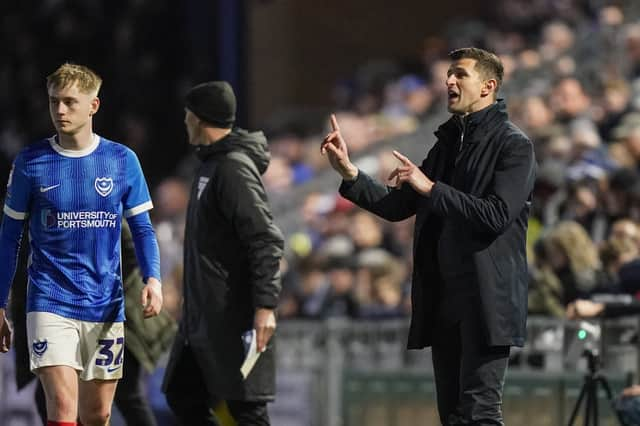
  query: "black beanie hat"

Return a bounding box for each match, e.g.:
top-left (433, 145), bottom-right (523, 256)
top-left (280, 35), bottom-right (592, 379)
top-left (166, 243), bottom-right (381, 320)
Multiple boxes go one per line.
top-left (185, 81), bottom-right (236, 128)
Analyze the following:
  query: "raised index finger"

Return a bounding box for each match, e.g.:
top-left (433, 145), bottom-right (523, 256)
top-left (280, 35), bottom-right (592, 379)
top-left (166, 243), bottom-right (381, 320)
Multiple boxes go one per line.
top-left (330, 114), bottom-right (340, 132)
top-left (392, 150), bottom-right (411, 165)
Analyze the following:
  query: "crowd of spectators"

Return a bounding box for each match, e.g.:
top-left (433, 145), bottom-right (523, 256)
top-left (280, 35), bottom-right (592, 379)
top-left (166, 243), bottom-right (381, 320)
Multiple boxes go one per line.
top-left (260, 0), bottom-right (640, 323)
top-left (5, 0), bottom-right (640, 328)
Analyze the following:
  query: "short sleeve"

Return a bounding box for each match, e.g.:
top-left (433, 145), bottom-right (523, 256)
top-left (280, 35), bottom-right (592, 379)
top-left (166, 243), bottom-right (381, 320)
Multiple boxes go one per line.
top-left (122, 149), bottom-right (153, 218)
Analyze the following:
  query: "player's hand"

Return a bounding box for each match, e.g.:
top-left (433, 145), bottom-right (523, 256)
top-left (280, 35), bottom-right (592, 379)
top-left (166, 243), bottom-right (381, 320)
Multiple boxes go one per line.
top-left (321, 114), bottom-right (358, 181)
top-left (254, 308), bottom-right (276, 353)
top-left (387, 150), bottom-right (434, 195)
top-left (622, 385), bottom-right (640, 397)
top-left (141, 277), bottom-right (163, 318)
top-left (566, 299), bottom-right (604, 319)
top-left (0, 308), bottom-right (12, 353)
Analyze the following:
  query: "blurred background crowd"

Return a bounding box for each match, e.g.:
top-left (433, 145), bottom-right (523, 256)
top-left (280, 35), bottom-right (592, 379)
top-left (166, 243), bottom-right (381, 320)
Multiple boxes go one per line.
top-left (4, 0), bottom-right (640, 327)
top-left (7, 0), bottom-right (640, 424)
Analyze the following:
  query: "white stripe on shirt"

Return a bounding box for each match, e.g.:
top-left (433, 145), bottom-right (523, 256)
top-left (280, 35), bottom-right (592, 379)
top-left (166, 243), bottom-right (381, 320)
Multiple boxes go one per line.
top-left (124, 201), bottom-right (153, 218)
top-left (3, 204), bottom-right (27, 220)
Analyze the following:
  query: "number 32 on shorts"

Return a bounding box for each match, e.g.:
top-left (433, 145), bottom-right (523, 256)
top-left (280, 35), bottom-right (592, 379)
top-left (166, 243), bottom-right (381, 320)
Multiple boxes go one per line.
top-left (96, 337), bottom-right (124, 370)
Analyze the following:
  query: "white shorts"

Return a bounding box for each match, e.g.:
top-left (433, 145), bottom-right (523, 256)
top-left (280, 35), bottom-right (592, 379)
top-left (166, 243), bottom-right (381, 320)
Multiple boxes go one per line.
top-left (27, 311), bottom-right (125, 381)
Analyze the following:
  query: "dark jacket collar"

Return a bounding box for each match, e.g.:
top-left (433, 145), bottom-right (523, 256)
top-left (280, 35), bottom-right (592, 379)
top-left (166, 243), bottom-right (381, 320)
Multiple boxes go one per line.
top-left (435, 99), bottom-right (508, 143)
top-left (194, 128), bottom-right (271, 174)
top-left (195, 132), bottom-right (234, 160)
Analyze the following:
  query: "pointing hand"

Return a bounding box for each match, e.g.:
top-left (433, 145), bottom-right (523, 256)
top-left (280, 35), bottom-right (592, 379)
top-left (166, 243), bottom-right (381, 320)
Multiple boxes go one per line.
top-left (387, 150), bottom-right (434, 195)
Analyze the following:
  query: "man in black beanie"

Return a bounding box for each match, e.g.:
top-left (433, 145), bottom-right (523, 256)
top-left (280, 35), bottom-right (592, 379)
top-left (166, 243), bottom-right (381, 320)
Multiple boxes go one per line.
top-left (184, 81), bottom-right (237, 129)
top-left (163, 81), bottom-right (284, 426)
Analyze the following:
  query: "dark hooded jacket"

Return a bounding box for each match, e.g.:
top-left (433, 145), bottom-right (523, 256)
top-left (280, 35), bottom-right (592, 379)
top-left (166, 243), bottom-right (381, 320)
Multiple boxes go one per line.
top-left (163, 129), bottom-right (284, 401)
top-left (340, 100), bottom-right (536, 348)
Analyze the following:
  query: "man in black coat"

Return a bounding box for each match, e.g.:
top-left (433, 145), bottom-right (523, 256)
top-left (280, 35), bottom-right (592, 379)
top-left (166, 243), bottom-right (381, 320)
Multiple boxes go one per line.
top-left (322, 47), bottom-right (536, 425)
top-left (163, 81), bottom-right (284, 425)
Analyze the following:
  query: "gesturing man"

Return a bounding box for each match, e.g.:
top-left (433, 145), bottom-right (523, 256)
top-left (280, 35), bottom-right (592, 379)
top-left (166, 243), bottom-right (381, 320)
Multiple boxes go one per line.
top-left (322, 48), bottom-right (536, 425)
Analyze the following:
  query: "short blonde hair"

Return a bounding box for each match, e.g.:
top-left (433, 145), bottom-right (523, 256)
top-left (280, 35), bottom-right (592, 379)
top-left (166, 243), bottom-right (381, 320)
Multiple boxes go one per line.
top-left (46, 63), bottom-right (102, 95)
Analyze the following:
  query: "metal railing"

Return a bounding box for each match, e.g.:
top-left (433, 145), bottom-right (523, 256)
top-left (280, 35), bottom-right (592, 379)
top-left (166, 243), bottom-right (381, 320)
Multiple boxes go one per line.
top-left (271, 316), bottom-right (640, 426)
top-left (1, 316), bottom-right (638, 425)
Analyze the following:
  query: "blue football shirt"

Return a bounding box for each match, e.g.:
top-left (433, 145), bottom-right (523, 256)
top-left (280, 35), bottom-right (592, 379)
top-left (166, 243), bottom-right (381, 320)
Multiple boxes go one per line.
top-left (3, 134), bottom-right (153, 322)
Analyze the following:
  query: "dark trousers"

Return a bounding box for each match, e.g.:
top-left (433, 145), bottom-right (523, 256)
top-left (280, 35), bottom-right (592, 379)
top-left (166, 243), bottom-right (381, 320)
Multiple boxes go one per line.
top-left (164, 345), bottom-right (270, 426)
top-left (114, 347), bottom-right (158, 426)
top-left (34, 347), bottom-right (157, 426)
top-left (431, 295), bottom-right (510, 425)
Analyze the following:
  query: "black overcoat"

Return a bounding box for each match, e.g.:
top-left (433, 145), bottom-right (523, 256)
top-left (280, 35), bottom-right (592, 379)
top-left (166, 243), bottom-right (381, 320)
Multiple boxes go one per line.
top-left (340, 100), bottom-right (536, 348)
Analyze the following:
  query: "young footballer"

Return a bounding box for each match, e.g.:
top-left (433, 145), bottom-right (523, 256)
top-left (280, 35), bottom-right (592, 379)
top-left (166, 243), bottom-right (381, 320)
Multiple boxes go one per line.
top-left (0, 63), bottom-right (163, 426)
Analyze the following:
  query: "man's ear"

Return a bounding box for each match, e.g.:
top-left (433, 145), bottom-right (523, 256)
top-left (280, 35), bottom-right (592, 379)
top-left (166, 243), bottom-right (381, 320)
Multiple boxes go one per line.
top-left (90, 97), bottom-right (100, 115)
top-left (481, 79), bottom-right (497, 97)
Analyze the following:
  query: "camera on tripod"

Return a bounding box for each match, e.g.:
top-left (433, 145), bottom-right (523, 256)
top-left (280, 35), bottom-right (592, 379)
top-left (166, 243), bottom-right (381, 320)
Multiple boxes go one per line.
top-left (566, 320), bottom-right (602, 371)
top-left (566, 294), bottom-right (638, 373)
top-left (566, 329), bottom-right (621, 426)
top-left (564, 298), bottom-right (640, 426)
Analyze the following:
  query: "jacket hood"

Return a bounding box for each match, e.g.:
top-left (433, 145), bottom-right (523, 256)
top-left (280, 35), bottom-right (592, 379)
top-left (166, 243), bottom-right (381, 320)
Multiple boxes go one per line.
top-left (195, 128), bottom-right (271, 174)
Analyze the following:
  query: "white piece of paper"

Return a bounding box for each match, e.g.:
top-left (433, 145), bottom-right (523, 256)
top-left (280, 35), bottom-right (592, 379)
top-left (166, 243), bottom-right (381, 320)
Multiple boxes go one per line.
top-left (240, 329), bottom-right (261, 379)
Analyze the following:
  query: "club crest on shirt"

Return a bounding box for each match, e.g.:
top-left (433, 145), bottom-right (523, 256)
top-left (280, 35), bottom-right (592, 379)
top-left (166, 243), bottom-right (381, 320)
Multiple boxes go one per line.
top-left (95, 177), bottom-right (114, 197)
top-left (32, 339), bottom-right (48, 357)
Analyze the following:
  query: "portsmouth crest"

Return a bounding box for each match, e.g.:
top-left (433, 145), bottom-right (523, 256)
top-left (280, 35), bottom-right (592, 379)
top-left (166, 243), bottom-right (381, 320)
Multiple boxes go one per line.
top-left (32, 339), bottom-right (48, 357)
top-left (95, 177), bottom-right (114, 197)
